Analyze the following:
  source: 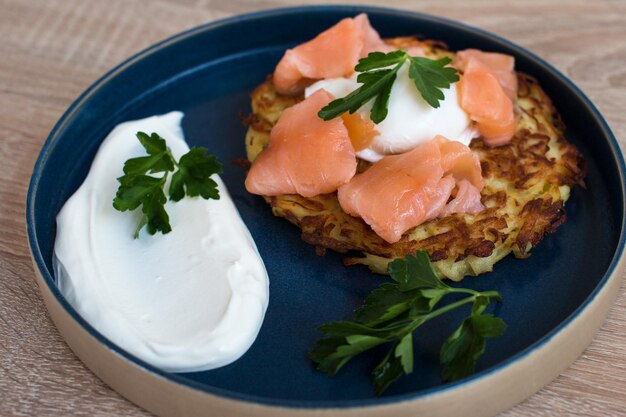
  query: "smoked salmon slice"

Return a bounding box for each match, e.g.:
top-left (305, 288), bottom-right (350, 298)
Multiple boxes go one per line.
top-left (338, 136), bottom-right (484, 243)
top-left (273, 14), bottom-right (386, 95)
top-left (457, 57), bottom-right (516, 146)
top-left (437, 138), bottom-right (484, 189)
top-left (454, 49), bottom-right (517, 99)
top-left (439, 179), bottom-right (485, 218)
top-left (245, 90), bottom-right (357, 197)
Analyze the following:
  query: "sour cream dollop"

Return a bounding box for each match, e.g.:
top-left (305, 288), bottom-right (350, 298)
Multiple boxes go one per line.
top-left (305, 62), bottom-right (478, 162)
top-left (54, 112), bottom-right (269, 372)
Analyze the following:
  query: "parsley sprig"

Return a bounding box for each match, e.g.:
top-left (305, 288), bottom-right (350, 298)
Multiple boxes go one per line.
top-left (318, 51), bottom-right (460, 124)
top-left (112, 131), bottom-right (222, 238)
top-left (310, 251), bottom-right (505, 395)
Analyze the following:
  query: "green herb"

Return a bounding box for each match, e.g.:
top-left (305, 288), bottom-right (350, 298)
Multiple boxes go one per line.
top-left (318, 51), bottom-right (459, 124)
top-left (113, 131), bottom-right (222, 238)
top-left (309, 251), bottom-right (505, 395)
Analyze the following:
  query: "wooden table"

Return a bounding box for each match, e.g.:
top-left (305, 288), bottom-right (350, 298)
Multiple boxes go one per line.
top-left (1, 0), bottom-right (625, 415)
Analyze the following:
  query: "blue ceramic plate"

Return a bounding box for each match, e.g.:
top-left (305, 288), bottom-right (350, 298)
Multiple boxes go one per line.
top-left (27, 5), bottom-right (624, 416)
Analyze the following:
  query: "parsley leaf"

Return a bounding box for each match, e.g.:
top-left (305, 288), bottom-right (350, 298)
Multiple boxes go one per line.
top-left (355, 50), bottom-right (407, 71)
top-left (354, 283), bottom-right (418, 325)
top-left (310, 335), bottom-right (387, 376)
top-left (318, 51), bottom-right (459, 124)
top-left (113, 174), bottom-right (170, 239)
top-left (119, 132), bottom-right (175, 178)
top-left (318, 67), bottom-right (400, 123)
top-left (440, 313), bottom-right (506, 381)
top-left (169, 147), bottom-right (221, 201)
top-left (369, 70), bottom-right (396, 123)
top-left (310, 251), bottom-right (505, 395)
top-left (388, 251), bottom-right (447, 291)
top-left (395, 333), bottom-right (414, 374)
top-left (372, 342), bottom-right (405, 395)
top-left (113, 131), bottom-right (222, 238)
top-left (408, 56), bottom-right (460, 108)
top-left (137, 182), bottom-right (171, 238)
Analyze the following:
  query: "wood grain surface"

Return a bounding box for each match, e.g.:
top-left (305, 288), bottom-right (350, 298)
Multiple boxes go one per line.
top-left (1, 0), bottom-right (625, 415)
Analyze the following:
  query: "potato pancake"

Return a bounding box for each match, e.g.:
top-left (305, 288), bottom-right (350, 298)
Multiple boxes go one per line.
top-left (244, 38), bottom-right (585, 281)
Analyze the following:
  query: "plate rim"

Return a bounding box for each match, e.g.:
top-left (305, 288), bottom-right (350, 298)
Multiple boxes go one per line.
top-left (26, 4), bottom-right (626, 410)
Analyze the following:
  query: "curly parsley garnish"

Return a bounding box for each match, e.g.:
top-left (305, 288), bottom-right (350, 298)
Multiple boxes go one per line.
top-left (309, 251), bottom-right (506, 395)
top-left (318, 50), bottom-right (460, 123)
top-left (112, 131), bottom-right (222, 238)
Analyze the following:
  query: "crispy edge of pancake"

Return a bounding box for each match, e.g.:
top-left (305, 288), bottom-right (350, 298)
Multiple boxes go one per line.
top-left (243, 38), bottom-right (585, 281)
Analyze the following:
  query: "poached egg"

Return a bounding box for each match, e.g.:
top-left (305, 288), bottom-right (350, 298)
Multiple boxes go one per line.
top-left (305, 61), bottom-right (477, 161)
